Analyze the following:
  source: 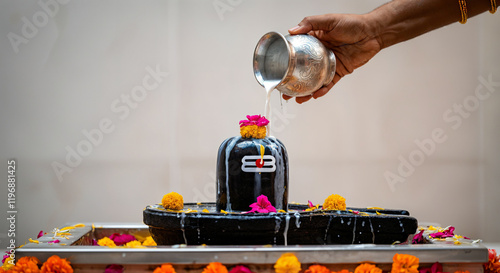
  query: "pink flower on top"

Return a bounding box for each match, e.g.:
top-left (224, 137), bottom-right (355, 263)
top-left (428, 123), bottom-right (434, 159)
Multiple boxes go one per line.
top-left (239, 115), bottom-right (269, 127)
top-left (37, 230), bottom-right (44, 238)
top-left (247, 195), bottom-right (276, 213)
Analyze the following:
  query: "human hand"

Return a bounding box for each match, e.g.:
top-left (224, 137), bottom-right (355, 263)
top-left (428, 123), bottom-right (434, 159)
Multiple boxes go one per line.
top-left (285, 13), bottom-right (382, 103)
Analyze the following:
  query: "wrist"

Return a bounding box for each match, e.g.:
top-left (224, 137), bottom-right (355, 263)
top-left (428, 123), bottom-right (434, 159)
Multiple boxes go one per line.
top-left (362, 6), bottom-right (393, 50)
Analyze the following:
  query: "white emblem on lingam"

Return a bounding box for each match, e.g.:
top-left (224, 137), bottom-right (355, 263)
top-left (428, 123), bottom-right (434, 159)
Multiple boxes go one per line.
top-left (241, 155), bottom-right (276, 172)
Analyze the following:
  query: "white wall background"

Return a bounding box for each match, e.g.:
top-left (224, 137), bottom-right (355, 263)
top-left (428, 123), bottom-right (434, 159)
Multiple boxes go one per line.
top-left (0, 0), bottom-right (499, 249)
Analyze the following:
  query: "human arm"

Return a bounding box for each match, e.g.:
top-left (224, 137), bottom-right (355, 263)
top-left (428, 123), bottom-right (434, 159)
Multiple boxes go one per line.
top-left (286, 0), bottom-right (498, 104)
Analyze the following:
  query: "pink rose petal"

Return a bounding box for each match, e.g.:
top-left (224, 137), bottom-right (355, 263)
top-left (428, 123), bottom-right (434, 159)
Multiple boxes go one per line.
top-left (229, 265), bottom-right (253, 273)
top-left (246, 195), bottom-right (276, 213)
top-left (109, 233), bottom-right (136, 246)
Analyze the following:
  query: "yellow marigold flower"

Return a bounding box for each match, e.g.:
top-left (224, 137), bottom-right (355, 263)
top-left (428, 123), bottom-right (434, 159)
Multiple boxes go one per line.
top-left (153, 263), bottom-right (177, 273)
top-left (305, 264), bottom-right (331, 273)
top-left (2, 257), bottom-right (15, 271)
top-left (391, 254), bottom-right (419, 273)
top-left (143, 236), bottom-right (157, 246)
top-left (125, 240), bottom-right (143, 248)
top-left (202, 209), bottom-right (210, 213)
top-left (274, 253), bottom-right (301, 273)
top-left (323, 194), bottom-right (346, 210)
top-left (354, 263), bottom-right (382, 273)
top-left (97, 237), bottom-right (116, 247)
top-left (162, 192), bottom-right (184, 210)
top-left (202, 262), bottom-right (228, 273)
top-left (40, 255), bottom-right (73, 273)
top-left (240, 125), bottom-right (266, 139)
top-left (10, 256), bottom-right (41, 273)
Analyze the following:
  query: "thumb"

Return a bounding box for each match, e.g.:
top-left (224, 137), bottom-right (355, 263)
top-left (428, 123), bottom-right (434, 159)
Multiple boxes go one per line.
top-left (288, 14), bottom-right (336, 35)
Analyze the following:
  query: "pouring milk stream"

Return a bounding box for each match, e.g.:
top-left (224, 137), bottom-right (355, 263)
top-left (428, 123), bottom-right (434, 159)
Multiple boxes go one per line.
top-left (253, 32), bottom-right (337, 135)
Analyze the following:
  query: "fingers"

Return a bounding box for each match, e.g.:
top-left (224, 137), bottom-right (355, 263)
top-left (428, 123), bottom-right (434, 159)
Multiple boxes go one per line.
top-left (295, 95), bottom-right (313, 104)
top-left (282, 80), bottom-right (335, 104)
top-left (288, 14), bottom-right (336, 35)
top-left (282, 93), bottom-right (312, 104)
top-left (312, 81), bottom-right (334, 99)
top-left (288, 24), bottom-right (310, 35)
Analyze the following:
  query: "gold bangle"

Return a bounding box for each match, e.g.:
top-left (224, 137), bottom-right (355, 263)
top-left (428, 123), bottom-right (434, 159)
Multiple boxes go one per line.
top-left (458, 0), bottom-right (468, 24)
top-left (490, 0), bottom-right (497, 13)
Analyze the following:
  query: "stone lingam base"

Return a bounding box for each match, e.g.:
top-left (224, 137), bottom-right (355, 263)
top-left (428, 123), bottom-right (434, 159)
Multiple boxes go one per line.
top-left (143, 203), bottom-right (418, 245)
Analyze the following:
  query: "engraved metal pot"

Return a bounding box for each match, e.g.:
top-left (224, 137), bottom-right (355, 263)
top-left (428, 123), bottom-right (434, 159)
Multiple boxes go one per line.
top-left (253, 31), bottom-right (336, 97)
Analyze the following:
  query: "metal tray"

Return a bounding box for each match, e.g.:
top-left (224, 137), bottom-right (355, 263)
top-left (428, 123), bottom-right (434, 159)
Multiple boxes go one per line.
top-left (16, 223), bottom-right (489, 266)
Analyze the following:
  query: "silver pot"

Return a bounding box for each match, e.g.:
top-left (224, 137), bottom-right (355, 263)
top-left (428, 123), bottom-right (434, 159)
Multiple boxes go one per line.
top-left (253, 31), bottom-right (336, 97)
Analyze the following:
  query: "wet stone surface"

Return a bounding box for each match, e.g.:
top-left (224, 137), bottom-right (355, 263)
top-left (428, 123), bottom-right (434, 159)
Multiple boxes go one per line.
top-left (143, 203), bottom-right (418, 246)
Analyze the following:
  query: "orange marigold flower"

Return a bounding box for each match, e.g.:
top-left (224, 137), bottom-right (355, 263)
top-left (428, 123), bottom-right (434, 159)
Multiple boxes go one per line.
top-left (40, 255), bottom-right (73, 273)
top-left (305, 265), bottom-right (331, 273)
top-left (391, 254), bottom-right (419, 273)
top-left (11, 256), bottom-right (41, 273)
top-left (143, 236), bottom-right (157, 246)
top-left (240, 125), bottom-right (266, 139)
top-left (485, 249), bottom-right (500, 273)
top-left (274, 253), bottom-right (301, 273)
top-left (323, 194), bottom-right (346, 210)
top-left (334, 270), bottom-right (353, 273)
top-left (162, 192), bottom-right (184, 210)
top-left (153, 263), bottom-right (177, 273)
top-left (98, 237), bottom-right (116, 247)
top-left (355, 263), bottom-right (382, 273)
top-left (202, 262), bottom-right (228, 273)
